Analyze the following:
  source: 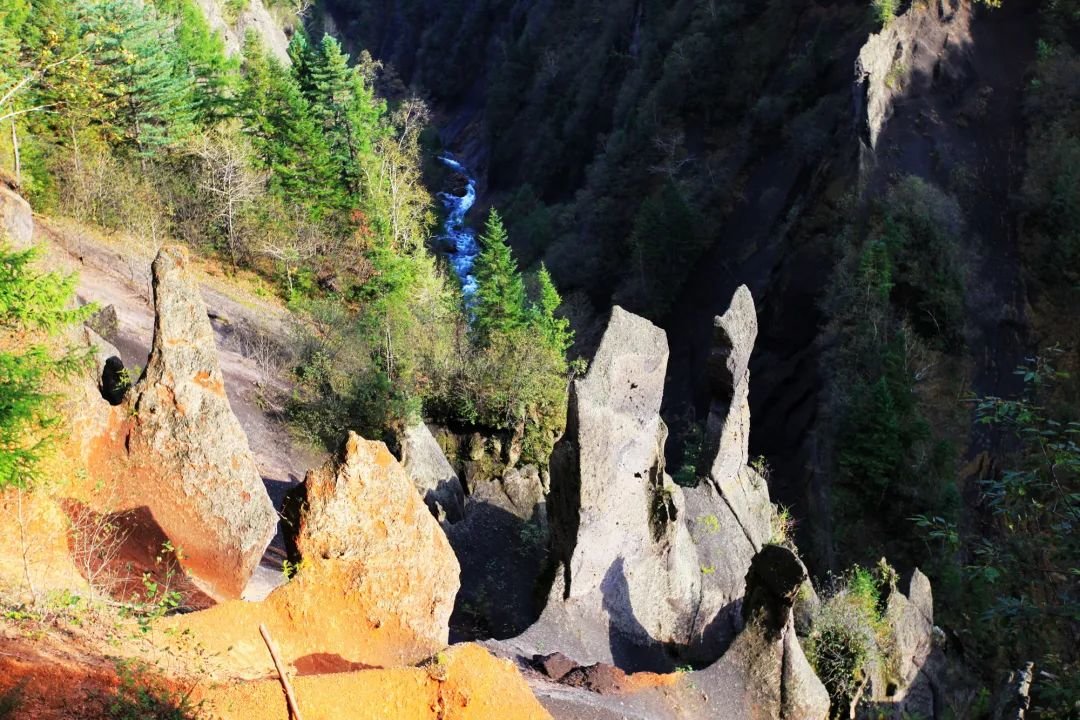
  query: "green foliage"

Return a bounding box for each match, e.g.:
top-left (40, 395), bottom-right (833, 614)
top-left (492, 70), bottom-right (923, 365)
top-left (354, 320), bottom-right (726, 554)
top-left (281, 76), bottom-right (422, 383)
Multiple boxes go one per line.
top-left (806, 563), bottom-right (896, 716)
top-left (1023, 40), bottom-right (1080, 284)
top-left (78, 0), bottom-right (196, 157)
top-left (107, 660), bottom-right (204, 720)
top-left (963, 355), bottom-right (1080, 717)
top-left (0, 244), bottom-right (91, 488)
top-left (871, 0), bottom-right (898, 28)
top-left (822, 176), bottom-right (964, 572)
top-left (472, 209), bottom-right (527, 342)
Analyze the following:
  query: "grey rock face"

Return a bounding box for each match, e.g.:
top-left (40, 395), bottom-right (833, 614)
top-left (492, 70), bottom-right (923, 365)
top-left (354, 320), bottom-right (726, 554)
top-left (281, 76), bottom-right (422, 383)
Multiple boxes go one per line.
top-left (857, 569), bottom-right (941, 720)
top-left (685, 286), bottom-right (771, 662)
top-left (122, 246), bottom-right (277, 598)
top-left (682, 545), bottom-right (829, 720)
top-left (854, 1), bottom-right (972, 151)
top-left (399, 420), bottom-right (465, 523)
top-left (193, 0), bottom-right (290, 64)
top-left (489, 291), bottom-right (832, 719)
top-left (0, 179), bottom-right (33, 249)
top-left (516, 307), bottom-right (699, 670)
top-left (86, 304), bottom-right (120, 346)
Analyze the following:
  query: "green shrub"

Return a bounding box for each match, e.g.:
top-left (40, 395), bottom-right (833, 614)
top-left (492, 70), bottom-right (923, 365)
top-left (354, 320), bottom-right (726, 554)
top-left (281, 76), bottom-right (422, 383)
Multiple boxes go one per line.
top-left (107, 661), bottom-right (204, 720)
top-left (872, 0), bottom-right (898, 27)
top-left (806, 563), bottom-right (896, 716)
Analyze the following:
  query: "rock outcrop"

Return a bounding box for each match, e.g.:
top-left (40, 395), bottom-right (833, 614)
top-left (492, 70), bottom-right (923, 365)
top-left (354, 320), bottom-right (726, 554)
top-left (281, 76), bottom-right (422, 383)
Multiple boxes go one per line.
top-left (500, 290), bottom-right (779, 674)
top-left (854, 0), bottom-right (972, 152)
top-left (678, 544), bottom-right (830, 720)
top-left (856, 569), bottom-right (942, 720)
top-left (193, 0), bottom-right (290, 64)
top-left (399, 420), bottom-right (465, 523)
top-left (0, 174), bottom-right (33, 248)
top-left (88, 246), bottom-right (277, 598)
top-left (683, 285), bottom-right (774, 661)
top-left (515, 306), bottom-right (700, 670)
top-left (289, 432), bottom-right (460, 654)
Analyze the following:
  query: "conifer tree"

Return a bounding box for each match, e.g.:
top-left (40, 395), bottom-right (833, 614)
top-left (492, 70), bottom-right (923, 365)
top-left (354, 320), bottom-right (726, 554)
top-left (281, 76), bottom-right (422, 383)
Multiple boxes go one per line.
top-left (79, 0), bottom-right (195, 158)
top-left (0, 244), bottom-right (91, 488)
top-left (307, 35), bottom-right (362, 194)
top-left (152, 0), bottom-right (238, 123)
top-left (473, 209), bottom-right (527, 342)
top-left (239, 35), bottom-right (336, 209)
top-left (531, 263), bottom-right (572, 355)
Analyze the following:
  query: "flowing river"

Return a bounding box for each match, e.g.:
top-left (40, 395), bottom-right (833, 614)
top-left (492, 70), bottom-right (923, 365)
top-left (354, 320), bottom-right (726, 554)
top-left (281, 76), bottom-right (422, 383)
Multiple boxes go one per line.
top-left (437, 155), bottom-right (480, 300)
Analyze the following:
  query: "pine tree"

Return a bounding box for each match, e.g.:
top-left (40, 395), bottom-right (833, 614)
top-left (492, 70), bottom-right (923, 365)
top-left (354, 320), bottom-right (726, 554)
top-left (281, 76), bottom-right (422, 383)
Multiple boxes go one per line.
top-left (79, 0), bottom-right (195, 158)
top-left (239, 35), bottom-right (336, 210)
top-left (306, 35), bottom-right (361, 194)
top-left (531, 263), bottom-right (572, 355)
top-left (152, 0), bottom-right (238, 123)
top-left (0, 244), bottom-right (91, 488)
top-left (473, 209), bottom-right (527, 342)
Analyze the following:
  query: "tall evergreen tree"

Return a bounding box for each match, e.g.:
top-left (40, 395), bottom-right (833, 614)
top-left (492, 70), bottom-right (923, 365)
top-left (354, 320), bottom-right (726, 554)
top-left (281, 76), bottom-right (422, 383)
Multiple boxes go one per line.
top-left (306, 35), bottom-right (362, 194)
top-left (239, 35), bottom-right (336, 209)
top-left (531, 263), bottom-right (572, 355)
top-left (79, 0), bottom-right (195, 158)
top-left (473, 209), bottom-right (527, 342)
top-left (152, 0), bottom-right (238, 123)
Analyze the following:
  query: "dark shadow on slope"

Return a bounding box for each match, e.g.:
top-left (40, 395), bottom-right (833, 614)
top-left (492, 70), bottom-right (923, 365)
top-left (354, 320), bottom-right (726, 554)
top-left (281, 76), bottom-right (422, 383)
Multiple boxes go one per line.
top-left (61, 501), bottom-right (215, 611)
top-left (447, 501), bottom-right (550, 643)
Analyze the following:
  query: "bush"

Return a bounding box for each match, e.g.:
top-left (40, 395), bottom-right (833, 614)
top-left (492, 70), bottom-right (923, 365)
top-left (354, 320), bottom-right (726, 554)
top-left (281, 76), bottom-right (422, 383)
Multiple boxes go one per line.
top-left (107, 661), bottom-right (204, 720)
top-left (872, 0), bottom-right (898, 27)
top-left (806, 563), bottom-right (897, 716)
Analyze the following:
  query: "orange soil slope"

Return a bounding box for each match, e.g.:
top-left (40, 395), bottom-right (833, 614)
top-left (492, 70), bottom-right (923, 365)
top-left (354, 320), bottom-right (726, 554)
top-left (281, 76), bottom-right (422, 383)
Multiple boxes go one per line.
top-left (198, 644), bottom-right (552, 720)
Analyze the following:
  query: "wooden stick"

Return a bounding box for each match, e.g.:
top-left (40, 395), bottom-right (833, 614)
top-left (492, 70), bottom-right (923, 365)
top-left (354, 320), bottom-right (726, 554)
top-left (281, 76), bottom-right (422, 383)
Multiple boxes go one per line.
top-left (259, 624), bottom-right (304, 720)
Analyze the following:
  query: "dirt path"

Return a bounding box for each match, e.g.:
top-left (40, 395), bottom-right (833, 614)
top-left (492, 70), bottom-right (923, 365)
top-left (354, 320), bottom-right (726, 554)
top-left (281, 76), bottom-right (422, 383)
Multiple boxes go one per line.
top-left (36, 218), bottom-right (326, 601)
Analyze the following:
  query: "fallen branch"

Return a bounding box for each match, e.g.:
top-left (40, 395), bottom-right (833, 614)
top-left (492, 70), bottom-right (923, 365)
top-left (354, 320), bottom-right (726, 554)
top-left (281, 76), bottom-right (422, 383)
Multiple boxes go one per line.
top-left (259, 623), bottom-right (303, 720)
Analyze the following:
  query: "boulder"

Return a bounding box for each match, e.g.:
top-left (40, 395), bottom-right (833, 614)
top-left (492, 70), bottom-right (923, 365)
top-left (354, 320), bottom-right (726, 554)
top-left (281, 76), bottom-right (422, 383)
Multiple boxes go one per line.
top-left (680, 545), bottom-right (829, 720)
top-left (85, 304), bottom-right (120, 346)
top-left (91, 246), bottom-right (277, 598)
top-left (857, 569), bottom-right (942, 720)
top-left (446, 464), bottom-right (549, 639)
top-left (398, 420), bottom-right (465, 523)
top-left (0, 177), bottom-right (33, 249)
top-left (290, 432), bottom-right (460, 653)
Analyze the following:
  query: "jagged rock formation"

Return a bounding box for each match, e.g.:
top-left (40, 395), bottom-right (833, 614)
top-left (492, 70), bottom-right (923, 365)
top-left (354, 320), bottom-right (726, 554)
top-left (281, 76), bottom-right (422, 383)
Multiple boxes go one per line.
top-left (518, 306), bottom-right (701, 670)
top-left (289, 431), bottom-right (460, 654)
top-left (683, 285), bottom-right (774, 661)
top-left (193, 0), bottom-right (290, 64)
top-left (854, 0), bottom-right (972, 152)
top-left (498, 290), bottom-right (776, 666)
top-left (88, 246), bottom-right (277, 598)
top-left (447, 464), bottom-right (550, 639)
top-left (486, 289), bottom-right (841, 718)
top-left (0, 174), bottom-right (32, 248)
top-left (856, 569), bottom-right (942, 720)
top-left (399, 420), bottom-right (466, 523)
top-left (676, 545), bottom-right (830, 720)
